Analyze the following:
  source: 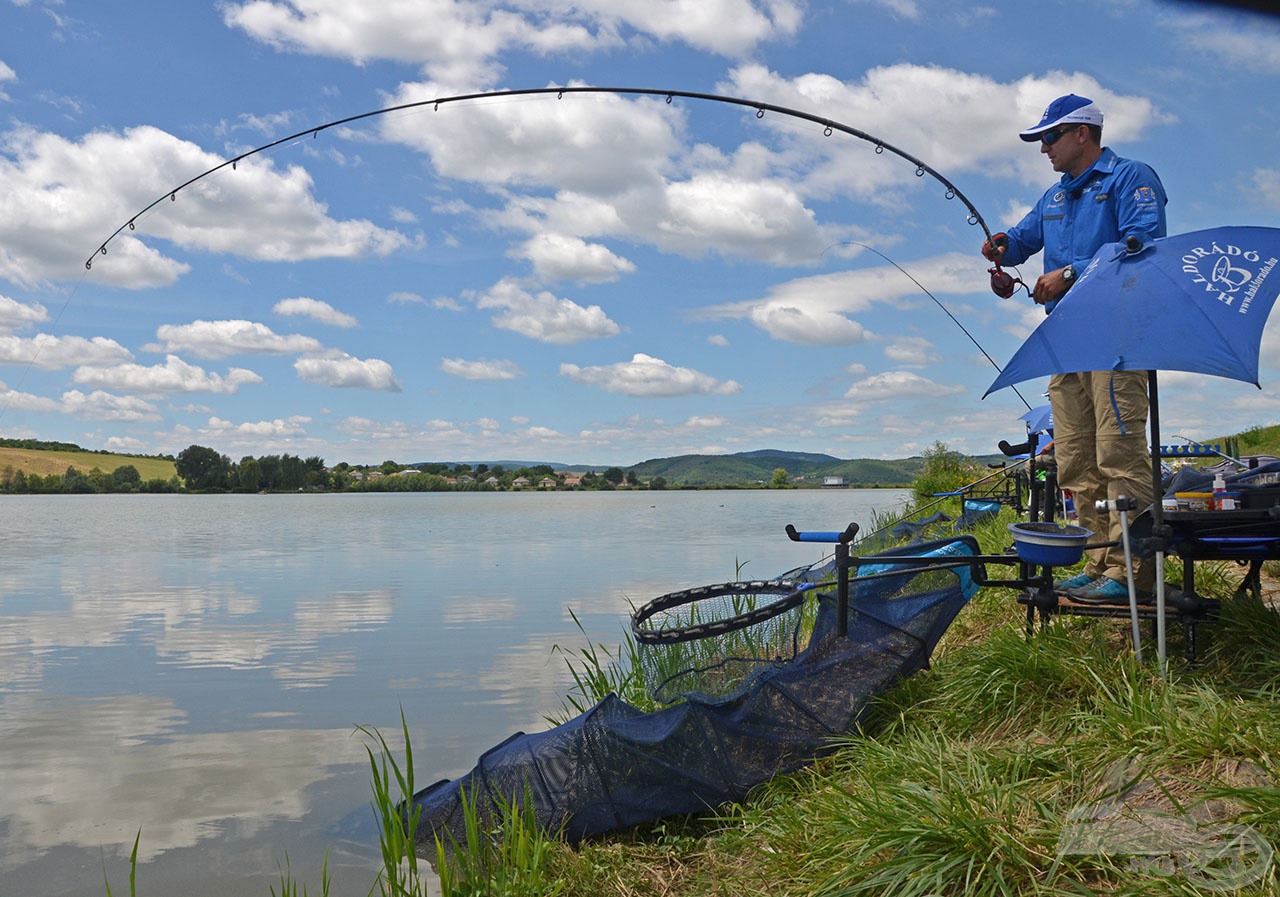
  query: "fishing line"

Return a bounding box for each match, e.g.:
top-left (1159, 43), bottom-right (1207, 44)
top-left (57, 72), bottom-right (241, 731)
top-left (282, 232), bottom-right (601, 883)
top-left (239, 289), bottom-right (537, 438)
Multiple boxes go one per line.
top-left (826, 241), bottom-right (1034, 412)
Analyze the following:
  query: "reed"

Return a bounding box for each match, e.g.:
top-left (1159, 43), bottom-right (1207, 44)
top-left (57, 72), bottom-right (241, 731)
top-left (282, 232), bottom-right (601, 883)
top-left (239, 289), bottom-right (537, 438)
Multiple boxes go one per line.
top-left (433, 788), bottom-right (566, 897)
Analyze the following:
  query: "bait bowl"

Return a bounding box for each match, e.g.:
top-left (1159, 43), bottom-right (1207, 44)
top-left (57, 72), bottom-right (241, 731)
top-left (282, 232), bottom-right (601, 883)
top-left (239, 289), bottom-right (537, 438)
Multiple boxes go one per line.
top-left (1008, 522), bottom-right (1093, 567)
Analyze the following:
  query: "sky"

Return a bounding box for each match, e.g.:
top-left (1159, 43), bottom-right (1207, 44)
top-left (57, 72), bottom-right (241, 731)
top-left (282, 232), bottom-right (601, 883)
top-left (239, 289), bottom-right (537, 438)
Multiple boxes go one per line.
top-left (0, 0), bottom-right (1278, 468)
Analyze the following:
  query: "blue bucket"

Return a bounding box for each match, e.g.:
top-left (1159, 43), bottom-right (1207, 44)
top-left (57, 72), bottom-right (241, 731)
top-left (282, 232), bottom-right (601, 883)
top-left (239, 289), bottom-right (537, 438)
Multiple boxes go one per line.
top-left (1008, 522), bottom-right (1093, 566)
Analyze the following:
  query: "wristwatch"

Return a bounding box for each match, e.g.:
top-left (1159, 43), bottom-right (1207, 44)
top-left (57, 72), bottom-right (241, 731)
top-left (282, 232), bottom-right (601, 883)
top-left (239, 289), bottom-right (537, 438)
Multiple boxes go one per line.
top-left (1061, 264), bottom-right (1076, 284)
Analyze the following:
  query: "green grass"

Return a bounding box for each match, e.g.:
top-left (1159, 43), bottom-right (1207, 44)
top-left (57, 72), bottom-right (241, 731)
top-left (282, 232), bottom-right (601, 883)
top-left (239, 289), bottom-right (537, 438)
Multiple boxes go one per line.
top-left (0, 446), bottom-right (177, 480)
top-left (1207, 423), bottom-right (1280, 460)
top-left (520, 507), bottom-right (1280, 897)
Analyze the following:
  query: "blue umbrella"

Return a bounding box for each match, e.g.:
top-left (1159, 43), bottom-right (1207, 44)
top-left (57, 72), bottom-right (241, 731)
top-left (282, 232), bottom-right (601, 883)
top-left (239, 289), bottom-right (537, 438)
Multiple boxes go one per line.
top-left (984, 225), bottom-right (1280, 671)
top-left (987, 226), bottom-right (1280, 395)
top-left (1019, 404), bottom-right (1053, 436)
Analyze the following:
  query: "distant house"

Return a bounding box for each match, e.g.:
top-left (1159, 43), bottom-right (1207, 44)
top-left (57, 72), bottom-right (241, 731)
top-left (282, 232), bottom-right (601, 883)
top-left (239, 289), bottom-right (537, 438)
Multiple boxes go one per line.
top-left (512, 476), bottom-right (530, 489)
top-left (483, 476), bottom-right (500, 487)
top-left (538, 477), bottom-right (557, 489)
top-left (457, 474), bottom-right (474, 484)
top-left (823, 476), bottom-right (846, 488)
top-left (562, 475), bottom-right (582, 487)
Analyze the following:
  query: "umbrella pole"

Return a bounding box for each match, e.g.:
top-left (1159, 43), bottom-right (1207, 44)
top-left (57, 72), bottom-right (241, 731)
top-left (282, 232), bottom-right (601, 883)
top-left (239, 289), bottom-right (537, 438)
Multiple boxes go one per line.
top-left (1149, 370), bottom-right (1167, 675)
top-left (1115, 499), bottom-right (1144, 664)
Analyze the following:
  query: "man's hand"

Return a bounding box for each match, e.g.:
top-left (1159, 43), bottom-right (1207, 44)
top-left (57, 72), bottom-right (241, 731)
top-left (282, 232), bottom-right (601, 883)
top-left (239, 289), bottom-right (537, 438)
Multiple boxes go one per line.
top-left (981, 232), bottom-right (1008, 262)
top-left (1032, 267), bottom-right (1071, 305)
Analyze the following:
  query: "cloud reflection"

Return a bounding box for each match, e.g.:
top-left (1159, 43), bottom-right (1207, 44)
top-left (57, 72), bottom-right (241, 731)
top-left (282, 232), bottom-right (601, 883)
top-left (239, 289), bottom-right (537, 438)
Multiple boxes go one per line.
top-left (0, 695), bottom-right (368, 864)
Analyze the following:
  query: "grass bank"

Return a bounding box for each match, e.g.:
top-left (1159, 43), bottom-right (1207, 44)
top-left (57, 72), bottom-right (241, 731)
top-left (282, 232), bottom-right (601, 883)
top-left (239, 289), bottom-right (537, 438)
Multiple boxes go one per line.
top-left (414, 504), bottom-right (1280, 896)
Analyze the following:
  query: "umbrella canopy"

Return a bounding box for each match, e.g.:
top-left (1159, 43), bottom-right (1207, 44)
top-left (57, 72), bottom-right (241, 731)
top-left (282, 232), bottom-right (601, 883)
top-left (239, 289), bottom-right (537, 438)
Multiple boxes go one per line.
top-left (986, 226), bottom-right (1280, 396)
top-left (1020, 404), bottom-right (1053, 435)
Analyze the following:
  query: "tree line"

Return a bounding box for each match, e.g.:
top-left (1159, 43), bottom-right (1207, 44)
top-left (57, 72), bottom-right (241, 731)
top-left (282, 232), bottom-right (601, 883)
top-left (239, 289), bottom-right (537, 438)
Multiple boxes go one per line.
top-left (0, 443), bottom-right (692, 494)
top-left (0, 464), bottom-right (177, 494)
top-left (170, 446), bottom-right (663, 493)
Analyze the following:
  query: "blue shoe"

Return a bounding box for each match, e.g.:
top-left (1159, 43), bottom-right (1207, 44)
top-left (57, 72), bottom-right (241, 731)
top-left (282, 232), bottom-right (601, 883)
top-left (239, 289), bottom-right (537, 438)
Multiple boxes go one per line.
top-left (1054, 572), bottom-right (1095, 593)
top-left (1069, 576), bottom-right (1153, 606)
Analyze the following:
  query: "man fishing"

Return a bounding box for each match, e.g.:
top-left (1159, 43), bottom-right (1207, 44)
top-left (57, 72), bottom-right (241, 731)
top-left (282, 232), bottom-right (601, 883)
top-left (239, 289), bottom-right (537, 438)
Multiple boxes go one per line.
top-left (982, 93), bottom-right (1168, 604)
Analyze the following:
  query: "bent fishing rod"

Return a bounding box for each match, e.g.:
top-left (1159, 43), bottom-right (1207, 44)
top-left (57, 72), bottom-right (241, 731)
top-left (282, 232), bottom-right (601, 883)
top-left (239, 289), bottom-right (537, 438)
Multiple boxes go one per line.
top-left (85, 85), bottom-right (1020, 298)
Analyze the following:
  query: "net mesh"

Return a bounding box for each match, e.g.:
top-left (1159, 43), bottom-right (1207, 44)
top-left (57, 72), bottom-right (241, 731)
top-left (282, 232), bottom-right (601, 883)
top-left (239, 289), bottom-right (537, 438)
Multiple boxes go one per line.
top-left (633, 581), bottom-right (816, 705)
top-left (411, 534), bottom-right (980, 851)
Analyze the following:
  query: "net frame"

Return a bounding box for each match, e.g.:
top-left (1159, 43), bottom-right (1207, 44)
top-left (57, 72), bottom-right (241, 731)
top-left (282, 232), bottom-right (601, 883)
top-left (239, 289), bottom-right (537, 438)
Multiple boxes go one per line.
top-left (630, 580), bottom-right (810, 645)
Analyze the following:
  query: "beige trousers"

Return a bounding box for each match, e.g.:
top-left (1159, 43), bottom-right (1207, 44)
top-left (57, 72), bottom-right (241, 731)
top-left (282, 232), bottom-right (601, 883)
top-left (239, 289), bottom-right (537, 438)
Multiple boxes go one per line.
top-left (1048, 369), bottom-right (1155, 590)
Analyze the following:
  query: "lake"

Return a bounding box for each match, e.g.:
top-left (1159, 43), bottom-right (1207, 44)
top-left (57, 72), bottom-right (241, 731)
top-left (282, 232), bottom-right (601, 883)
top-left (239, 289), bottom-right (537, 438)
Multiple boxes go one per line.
top-left (0, 488), bottom-right (910, 896)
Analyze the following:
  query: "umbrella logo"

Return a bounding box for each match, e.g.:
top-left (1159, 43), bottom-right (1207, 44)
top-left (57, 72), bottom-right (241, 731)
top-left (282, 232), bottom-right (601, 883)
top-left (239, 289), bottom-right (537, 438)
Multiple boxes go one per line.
top-left (1180, 241), bottom-right (1277, 312)
top-left (1210, 255), bottom-right (1252, 293)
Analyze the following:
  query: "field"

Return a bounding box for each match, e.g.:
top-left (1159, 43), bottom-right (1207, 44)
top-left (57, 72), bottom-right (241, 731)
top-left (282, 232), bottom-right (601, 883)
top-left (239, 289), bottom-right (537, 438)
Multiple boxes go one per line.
top-left (0, 447), bottom-right (177, 481)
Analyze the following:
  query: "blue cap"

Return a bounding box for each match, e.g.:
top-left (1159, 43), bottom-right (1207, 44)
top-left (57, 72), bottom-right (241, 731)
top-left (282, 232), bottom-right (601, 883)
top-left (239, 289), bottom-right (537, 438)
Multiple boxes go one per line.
top-left (1020, 94), bottom-right (1104, 142)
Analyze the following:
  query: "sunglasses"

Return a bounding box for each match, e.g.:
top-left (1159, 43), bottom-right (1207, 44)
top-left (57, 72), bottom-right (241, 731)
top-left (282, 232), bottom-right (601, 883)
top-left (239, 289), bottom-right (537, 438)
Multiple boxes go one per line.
top-left (1039, 125), bottom-right (1080, 147)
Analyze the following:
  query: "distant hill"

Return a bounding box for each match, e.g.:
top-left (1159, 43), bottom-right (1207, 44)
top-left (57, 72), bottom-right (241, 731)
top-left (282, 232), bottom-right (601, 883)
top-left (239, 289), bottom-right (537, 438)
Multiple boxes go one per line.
top-left (628, 451), bottom-right (927, 487)
top-left (731, 449), bottom-right (843, 466)
top-left (0, 446), bottom-right (177, 480)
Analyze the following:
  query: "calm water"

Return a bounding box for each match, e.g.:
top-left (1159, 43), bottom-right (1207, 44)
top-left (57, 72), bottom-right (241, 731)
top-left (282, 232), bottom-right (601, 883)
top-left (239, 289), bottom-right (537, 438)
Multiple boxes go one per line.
top-left (0, 489), bottom-right (908, 896)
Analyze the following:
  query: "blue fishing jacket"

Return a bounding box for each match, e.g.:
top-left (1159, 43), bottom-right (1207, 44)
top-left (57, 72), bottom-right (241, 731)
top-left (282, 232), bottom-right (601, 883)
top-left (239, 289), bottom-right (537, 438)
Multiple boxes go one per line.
top-left (1001, 147), bottom-right (1168, 312)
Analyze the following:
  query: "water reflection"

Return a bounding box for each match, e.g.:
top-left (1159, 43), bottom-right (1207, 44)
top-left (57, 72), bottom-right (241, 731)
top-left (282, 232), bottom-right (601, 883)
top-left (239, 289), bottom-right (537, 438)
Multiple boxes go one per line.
top-left (0, 489), bottom-right (909, 895)
top-left (0, 695), bottom-right (367, 863)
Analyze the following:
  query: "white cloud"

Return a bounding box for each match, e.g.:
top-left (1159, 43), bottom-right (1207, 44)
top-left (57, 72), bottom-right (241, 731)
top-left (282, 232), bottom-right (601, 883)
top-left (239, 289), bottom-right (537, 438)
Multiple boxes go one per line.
top-left (515, 233), bottom-right (635, 284)
top-left (222, 1), bottom-right (799, 85)
top-left (750, 305), bottom-right (870, 345)
top-left (273, 296), bottom-right (358, 328)
top-left (0, 60), bottom-right (15, 100)
top-left (704, 252), bottom-right (985, 344)
top-left (152, 320), bottom-right (324, 359)
top-left (560, 352), bottom-right (741, 397)
top-left (0, 125), bottom-right (406, 288)
top-left (0, 293), bottom-right (49, 330)
top-left (0, 380), bottom-right (60, 413)
top-left (379, 84), bottom-right (847, 268)
top-left (104, 435), bottom-right (148, 452)
top-left (578, 0), bottom-right (803, 56)
top-left (707, 334), bottom-right (729, 347)
top-left (204, 415), bottom-right (311, 437)
top-left (1164, 10), bottom-right (1280, 74)
top-left (471, 277), bottom-right (620, 344)
top-left (684, 415), bottom-right (726, 428)
top-left (60, 389), bottom-right (163, 421)
top-left (72, 355), bottom-right (263, 394)
top-left (381, 82), bottom-right (681, 194)
top-left (719, 63), bottom-right (1169, 191)
top-left (843, 370), bottom-right (965, 401)
top-left (387, 291), bottom-right (424, 304)
top-left (294, 350), bottom-right (401, 390)
top-left (440, 357), bottom-right (522, 380)
top-left (0, 333), bottom-right (132, 369)
top-left (1253, 169), bottom-right (1280, 210)
top-left (650, 171), bottom-right (833, 263)
top-left (848, 0), bottom-right (920, 19)
top-left (884, 336), bottom-right (941, 365)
